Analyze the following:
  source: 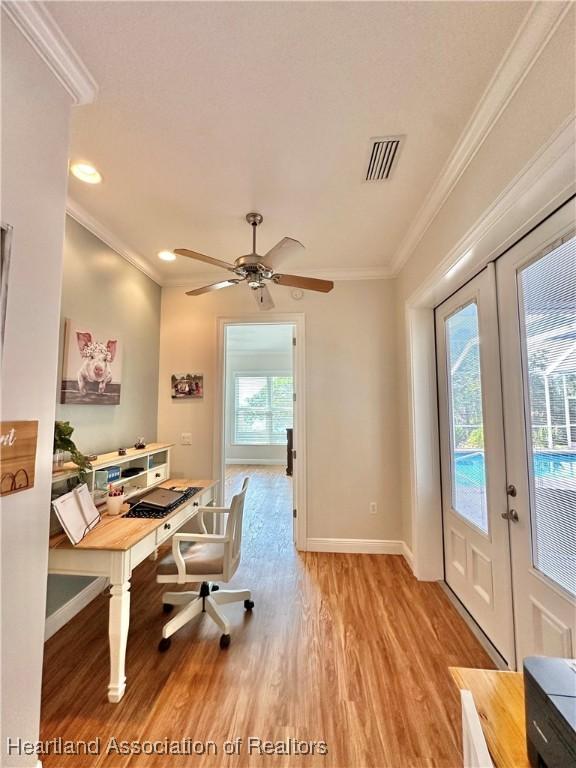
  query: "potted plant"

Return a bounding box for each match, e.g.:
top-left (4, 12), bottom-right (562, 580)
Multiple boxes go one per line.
top-left (53, 420), bottom-right (92, 482)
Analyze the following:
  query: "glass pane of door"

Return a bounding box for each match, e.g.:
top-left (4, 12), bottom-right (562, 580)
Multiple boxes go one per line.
top-left (445, 302), bottom-right (488, 532)
top-left (518, 236), bottom-right (576, 596)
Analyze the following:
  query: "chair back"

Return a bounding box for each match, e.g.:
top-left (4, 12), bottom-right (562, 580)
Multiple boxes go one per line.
top-left (224, 477), bottom-right (249, 579)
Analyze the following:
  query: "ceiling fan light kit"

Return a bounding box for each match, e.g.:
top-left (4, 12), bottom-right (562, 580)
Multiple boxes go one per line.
top-left (176, 213), bottom-right (334, 311)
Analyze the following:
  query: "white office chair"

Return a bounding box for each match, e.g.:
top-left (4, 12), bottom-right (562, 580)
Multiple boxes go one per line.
top-left (156, 478), bottom-right (252, 650)
top-left (460, 689), bottom-right (494, 768)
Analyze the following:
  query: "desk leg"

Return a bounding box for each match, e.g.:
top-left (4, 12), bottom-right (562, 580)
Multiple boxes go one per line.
top-left (108, 579), bottom-right (130, 703)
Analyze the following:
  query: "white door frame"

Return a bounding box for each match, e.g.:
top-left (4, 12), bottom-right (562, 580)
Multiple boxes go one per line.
top-left (403, 118), bottom-right (575, 580)
top-left (214, 314), bottom-right (307, 550)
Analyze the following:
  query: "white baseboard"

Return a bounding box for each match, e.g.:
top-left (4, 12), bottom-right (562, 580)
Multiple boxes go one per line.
top-left (440, 582), bottom-right (508, 670)
top-left (45, 577), bottom-right (109, 641)
top-left (225, 459), bottom-right (285, 466)
top-left (306, 538), bottom-right (405, 554)
top-left (402, 542), bottom-right (414, 572)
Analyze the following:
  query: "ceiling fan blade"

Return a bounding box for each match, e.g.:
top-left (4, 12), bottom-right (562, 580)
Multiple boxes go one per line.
top-left (262, 237), bottom-right (305, 270)
top-left (175, 248), bottom-right (236, 272)
top-left (252, 284), bottom-right (275, 311)
top-left (186, 279), bottom-right (241, 296)
top-left (273, 274), bottom-right (334, 293)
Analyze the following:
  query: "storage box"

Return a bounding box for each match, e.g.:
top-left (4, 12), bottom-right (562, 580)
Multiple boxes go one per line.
top-left (95, 466), bottom-right (121, 489)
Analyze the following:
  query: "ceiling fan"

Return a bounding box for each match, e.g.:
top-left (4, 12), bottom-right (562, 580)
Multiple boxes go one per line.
top-left (175, 213), bottom-right (334, 310)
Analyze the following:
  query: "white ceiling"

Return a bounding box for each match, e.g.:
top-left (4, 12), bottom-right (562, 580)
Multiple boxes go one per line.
top-left (226, 323), bottom-right (293, 355)
top-left (50, 1), bottom-right (530, 285)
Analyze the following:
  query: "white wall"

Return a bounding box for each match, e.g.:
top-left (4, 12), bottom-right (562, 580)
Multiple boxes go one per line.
top-left (158, 280), bottom-right (401, 541)
top-left (56, 216), bottom-right (161, 455)
top-left (1, 17), bottom-right (73, 767)
top-left (46, 215), bottom-right (162, 619)
top-left (395, 8), bottom-right (576, 554)
top-left (225, 348), bottom-right (292, 465)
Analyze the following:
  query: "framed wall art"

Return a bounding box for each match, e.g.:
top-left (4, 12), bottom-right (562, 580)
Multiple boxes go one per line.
top-left (171, 373), bottom-right (203, 399)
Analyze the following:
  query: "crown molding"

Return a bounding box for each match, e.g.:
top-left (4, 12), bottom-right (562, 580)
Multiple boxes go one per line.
top-left (2, 1), bottom-right (98, 105)
top-left (390, 0), bottom-right (572, 275)
top-left (66, 200), bottom-right (393, 288)
top-left (66, 199), bottom-right (163, 285)
top-left (407, 114), bottom-right (575, 309)
top-left (162, 264), bottom-right (393, 289)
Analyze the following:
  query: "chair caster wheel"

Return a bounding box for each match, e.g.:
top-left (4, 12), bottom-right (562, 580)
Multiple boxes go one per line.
top-left (211, 584), bottom-right (220, 592)
top-left (158, 637), bottom-right (171, 652)
top-left (244, 599), bottom-right (254, 611)
top-left (162, 603), bottom-right (174, 614)
top-left (220, 634), bottom-right (231, 649)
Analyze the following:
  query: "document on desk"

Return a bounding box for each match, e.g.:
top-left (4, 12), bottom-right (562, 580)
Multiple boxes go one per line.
top-left (52, 483), bottom-right (101, 544)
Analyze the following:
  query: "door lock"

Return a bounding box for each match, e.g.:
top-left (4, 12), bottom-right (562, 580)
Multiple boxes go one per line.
top-left (501, 509), bottom-right (519, 522)
top-left (506, 484), bottom-right (517, 497)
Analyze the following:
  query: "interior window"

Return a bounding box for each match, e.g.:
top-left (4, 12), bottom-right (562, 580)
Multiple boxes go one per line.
top-left (234, 374), bottom-right (293, 445)
top-left (518, 235), bottom-right (576, 596)
top-left (445, 301), bottom-right (489, 533)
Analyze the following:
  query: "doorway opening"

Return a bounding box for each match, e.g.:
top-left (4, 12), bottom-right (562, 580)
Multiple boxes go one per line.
top-left (217, 318), bottom-right (305, 548)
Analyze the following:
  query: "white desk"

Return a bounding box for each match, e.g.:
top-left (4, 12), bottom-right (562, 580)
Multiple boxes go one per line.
top-left (48, 478), bottom-right (218, 702)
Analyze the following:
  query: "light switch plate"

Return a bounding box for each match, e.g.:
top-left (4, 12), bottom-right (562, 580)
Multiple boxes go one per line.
top-left (181, 432), bottom-right (192, 445)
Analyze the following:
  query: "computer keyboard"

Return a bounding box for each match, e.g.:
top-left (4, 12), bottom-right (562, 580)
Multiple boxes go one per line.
top-left (124, 486), bottom-right (203, 519)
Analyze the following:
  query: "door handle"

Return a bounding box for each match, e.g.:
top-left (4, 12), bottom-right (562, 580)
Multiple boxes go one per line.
top-left (507, 484), bottom-right (517, 497)
top-left (501, 509), bottom-right (519, 522)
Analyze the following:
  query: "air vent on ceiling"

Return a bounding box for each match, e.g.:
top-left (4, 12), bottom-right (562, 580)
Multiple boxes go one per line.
top-left (364, 136), bottom-right (403, 182)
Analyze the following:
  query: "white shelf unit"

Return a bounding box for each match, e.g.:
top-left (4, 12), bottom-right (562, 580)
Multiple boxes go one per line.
top-left (51, 443), bottom-right (173, 509)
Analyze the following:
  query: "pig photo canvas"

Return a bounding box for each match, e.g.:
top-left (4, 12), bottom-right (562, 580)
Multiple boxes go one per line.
top-left (60, 321), bottom-right (122, 405)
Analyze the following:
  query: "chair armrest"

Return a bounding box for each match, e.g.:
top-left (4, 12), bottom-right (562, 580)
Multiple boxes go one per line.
top-left (196, 506), bottom-right (230, 535)
top-left (171, 532), bottom-right (229, 583)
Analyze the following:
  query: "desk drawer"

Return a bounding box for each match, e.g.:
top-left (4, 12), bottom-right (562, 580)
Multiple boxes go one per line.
top-left (148, 465), bottom-right (168, 485)
top-left (155, 503), bottom-right (198, 546)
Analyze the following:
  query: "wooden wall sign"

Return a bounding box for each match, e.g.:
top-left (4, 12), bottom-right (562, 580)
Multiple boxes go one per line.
top-left (0, 420), bottom-right (38, 497)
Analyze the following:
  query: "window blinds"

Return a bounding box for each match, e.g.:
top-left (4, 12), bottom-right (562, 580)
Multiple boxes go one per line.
top-left (518, 234), bottom-right (576, 596)
top-left (234, 374), bottom-right (293, 445)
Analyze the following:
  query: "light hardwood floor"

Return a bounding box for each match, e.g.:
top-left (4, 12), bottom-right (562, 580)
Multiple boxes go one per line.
top-left (41, 465), bottom-right (493, 767)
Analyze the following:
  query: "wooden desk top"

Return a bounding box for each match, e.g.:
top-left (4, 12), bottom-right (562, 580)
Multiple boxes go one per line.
top-left (49, 478), bottom-right (217, 552)
top-left (450, 667), bottom-right (529, 768)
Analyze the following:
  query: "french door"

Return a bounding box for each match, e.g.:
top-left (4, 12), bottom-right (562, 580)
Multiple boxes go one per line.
top-left (437, 200), bottom-right (576, 666)
top-left (497, 204), bottom-right (576, 662)
top-left (436, 266), bottom-right (515, 665)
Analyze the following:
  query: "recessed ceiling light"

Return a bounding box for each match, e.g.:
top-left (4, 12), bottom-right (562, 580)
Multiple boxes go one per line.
top-left (70, 163), bottom-right (102, 184)
top-left (158, 250), bottom-right (176, 262)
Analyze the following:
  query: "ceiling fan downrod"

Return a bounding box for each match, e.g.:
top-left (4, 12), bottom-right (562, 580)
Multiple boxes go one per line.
top-left (246, 212), bottom-right (263, 255)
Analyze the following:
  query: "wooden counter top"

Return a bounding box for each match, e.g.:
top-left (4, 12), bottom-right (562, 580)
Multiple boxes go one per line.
top-left (49, 478), bottom-right (217, 552)
top-left (450, 667), bottom-right (529, 768)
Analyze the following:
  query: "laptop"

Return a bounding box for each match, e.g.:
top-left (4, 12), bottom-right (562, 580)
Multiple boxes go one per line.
top-left (139, 487), bottom-right (185, 509)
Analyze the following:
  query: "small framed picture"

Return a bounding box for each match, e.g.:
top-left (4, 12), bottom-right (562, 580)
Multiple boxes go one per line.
top-left (171, 373), bottom-right (203, 399)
